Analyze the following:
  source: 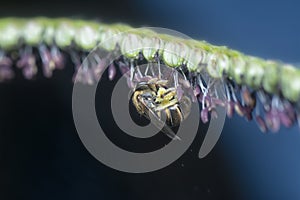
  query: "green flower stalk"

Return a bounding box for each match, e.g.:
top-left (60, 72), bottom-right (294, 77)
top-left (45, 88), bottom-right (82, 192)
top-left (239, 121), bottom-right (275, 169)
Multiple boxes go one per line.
top-left (0, 17), bottom-right (299, 132)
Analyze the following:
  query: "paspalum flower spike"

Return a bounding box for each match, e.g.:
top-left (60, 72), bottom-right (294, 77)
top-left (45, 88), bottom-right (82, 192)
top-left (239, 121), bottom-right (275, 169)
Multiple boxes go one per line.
top-left (0, 17), bottom-right (299, 132)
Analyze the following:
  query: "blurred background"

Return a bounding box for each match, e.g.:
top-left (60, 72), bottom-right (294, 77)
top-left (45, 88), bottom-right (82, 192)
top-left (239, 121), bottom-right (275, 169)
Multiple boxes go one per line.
top-left (1, 0), bottom-right (300, 199)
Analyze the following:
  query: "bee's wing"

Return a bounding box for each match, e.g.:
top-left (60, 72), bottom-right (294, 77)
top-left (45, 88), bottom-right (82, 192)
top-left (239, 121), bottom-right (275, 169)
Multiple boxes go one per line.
top-left (145, 106), bottom-right (181, 141)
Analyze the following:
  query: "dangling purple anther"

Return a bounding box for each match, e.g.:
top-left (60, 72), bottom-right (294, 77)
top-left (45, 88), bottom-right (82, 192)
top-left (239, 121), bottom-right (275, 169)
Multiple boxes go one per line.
top-left (201, 108), bottom-right (209, 123)
top-left (84, 69), bottom-right (95, 85)
top-left (244, 107), bottom-right (253, 121)
top-left (17, 53), bottom-right (37, 79)
top-left (265, 109), bottom-right (280, 132)
top-left (193, 85), bottom-right (201, 97)
top-left (234, 101), bottom-right (245, 117)
top-left (179, 79), bottom-right (191, 89)
top-left (279, 111), bottom-right (293, 127)
top-left (226, 101), bottom-right (235, 118)
top-left (39, 45), bottom-right (54, 78)
top-left (92, 59), bottom-right (107, 81)
top-left (284, 101), bottom-right (296, 122)
top-left (0, 55), bottom-right (12, 66)
top-left (241, 86), bottom-right (256, 109)
top-left (51, 46), bottom-right (64, 69)
top-left (126, 75), bottom-right (136, 89)
top-left (69, 50), bottom-right (82, 74)
top-left (188, 88), bottom-right (197, 103)
top-left (0, 55), bottom-right (14, 81)
top-left (108, 63), bottom-right (116, 81)
top-left (73, 67), bottom-right (84, 83)
top-left (23, 61), bottom-right (37, 79)
top-left (270, 116), bottom-right (280, 132)
top-left (205, 95), bottom-right (214, 109)
top-left (255, 115), bottom-right (267, 133)
top-left (118, 62), bottom-right (130, 76)
top-left (264, 110), bottom-right (272, 126)
top-left (213, 98), bottom-right (226, 107)
top-left (272, 108), bottom-right (281, 132)
top-left (210, 108), bottom-right (218, 119)
top-left (75, 67), bottom-right (94, 85)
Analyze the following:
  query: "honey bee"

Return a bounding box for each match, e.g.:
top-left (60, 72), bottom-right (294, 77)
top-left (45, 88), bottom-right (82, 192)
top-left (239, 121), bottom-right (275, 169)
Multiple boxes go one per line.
top-left (131, 79), bottom-right (192, 140)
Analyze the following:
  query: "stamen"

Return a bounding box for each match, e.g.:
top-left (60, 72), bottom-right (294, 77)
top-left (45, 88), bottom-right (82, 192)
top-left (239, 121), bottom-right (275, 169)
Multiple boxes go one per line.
top-left (108, 63), bottom-right (116, 81)
top-left (0, 52), bottom-right (14, 81)
top-left (50, 45), bottom-right (64, 70)
top-left (16, 46), bottom-right (37, 79)
top-left (39, 44), bottom-right (55, 77)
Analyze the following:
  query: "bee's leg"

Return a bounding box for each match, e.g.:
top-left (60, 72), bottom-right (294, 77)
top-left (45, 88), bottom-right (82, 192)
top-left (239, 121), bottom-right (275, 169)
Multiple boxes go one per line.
top-left (162, 125), bottom-right (181, 141)
top-left (160, 109), bottom-right (181, 140)
top-left (147, 107), bottom-right (181, 140)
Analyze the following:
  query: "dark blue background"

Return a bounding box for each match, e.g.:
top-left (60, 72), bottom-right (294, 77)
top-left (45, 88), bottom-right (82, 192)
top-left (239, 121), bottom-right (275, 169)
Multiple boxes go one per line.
top-left (133, 0), bottom-right (300, 199)
top-left (0, 0), bottom-right (300, 199)
top-left (135, 0), bottom-right (300, 199)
